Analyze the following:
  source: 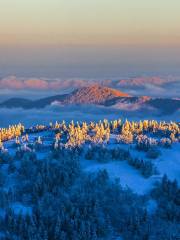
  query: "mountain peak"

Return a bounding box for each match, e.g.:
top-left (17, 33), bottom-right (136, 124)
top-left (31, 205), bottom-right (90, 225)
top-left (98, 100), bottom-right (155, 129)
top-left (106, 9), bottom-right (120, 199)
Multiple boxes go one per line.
top-left (65, 84), bottom-right (130, 104)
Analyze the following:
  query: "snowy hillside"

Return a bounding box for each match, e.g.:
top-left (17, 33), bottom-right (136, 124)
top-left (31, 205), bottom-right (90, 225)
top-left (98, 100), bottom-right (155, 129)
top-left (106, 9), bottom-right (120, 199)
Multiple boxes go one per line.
top-left (0, 119), bottom-right (179, 239)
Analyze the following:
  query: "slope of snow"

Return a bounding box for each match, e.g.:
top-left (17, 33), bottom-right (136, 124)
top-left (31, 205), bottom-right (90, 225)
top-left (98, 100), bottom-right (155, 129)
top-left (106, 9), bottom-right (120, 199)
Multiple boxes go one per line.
top-left (155, 144), bottom-right (180, 183)
top-left (2, 130), bottom-right (180, 195)
top-left (81, 159), bottom-right (156, 194)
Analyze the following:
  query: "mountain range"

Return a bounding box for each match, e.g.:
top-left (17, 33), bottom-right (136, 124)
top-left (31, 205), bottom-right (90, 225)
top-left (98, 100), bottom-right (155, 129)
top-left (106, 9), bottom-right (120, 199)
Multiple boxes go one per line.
top-left (0, 85), bottom-right (179, 114)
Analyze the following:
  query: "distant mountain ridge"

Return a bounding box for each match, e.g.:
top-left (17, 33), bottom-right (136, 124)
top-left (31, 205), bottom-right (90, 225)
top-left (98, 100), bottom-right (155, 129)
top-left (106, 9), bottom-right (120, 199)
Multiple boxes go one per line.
top-left (0, 85), bottom-right (130, 108)
top-left (64, 85), bottom-right (130, 104)
top-left (0, 85), bottom-right (179, 114)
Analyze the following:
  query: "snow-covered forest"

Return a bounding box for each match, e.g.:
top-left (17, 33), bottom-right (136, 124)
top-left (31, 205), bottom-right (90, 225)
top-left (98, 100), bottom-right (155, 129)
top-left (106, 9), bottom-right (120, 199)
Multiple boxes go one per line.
top-left (0, 119), bottom-right (179, 239)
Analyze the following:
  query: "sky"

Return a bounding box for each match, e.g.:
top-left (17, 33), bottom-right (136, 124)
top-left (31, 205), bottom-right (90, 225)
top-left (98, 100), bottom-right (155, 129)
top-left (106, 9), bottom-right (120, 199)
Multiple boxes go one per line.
top-left (0, 0), bottom-right (180, 78)
top-left (1, 0), bottom-right (180, 47)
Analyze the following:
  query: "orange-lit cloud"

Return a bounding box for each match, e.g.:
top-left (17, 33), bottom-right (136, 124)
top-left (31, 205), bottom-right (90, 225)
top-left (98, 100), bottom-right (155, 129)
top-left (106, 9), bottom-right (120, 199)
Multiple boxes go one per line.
top-left (0, 75), bottom-right (179, 98)
top-left (24, 79), bottom-right (49, 90)
top-left (0, 76), bottom-right (24, 89)
top-left (0, 76), bottom-right (90, 91)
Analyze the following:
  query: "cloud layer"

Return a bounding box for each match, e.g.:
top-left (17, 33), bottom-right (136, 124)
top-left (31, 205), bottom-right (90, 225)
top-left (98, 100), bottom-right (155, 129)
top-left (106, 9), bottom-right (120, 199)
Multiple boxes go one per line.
top-left (0, 75), bottom-right (179, 98)
top-left (1, 104), bottom-right (179, 128)
top-left (0, 76), bottom-right (90, 91)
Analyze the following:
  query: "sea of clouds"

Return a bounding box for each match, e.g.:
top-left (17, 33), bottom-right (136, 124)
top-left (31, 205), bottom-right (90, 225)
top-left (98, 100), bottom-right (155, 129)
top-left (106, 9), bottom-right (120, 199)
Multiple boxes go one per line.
top-left (0, 104), bottom-right (179, 128)
top-left (0, 75), bottom-right (179, 100)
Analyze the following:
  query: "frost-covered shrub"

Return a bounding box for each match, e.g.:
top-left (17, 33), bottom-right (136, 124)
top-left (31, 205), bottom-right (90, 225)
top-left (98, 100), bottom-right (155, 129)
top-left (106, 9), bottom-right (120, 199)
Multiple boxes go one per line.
top-left (0, 189), bottom-right (9, 208)
top-left (111, 147), bottom-right (131, 161)
top-left (15, 147), bottom-right (36, 161)
top-left (18, 155), bottom-right (37, 181)
top-left (21, 134), bottom-right (29, 143)
top-left (128, 157), bottom-right (157, 178)
top-left (160, 138), bottom-right (172, 148)
top-left (8, 161), bottom-right (17, 174)
top-left (51, 144), bottom-right (82, 161)
top-left (85, 145), bottom-right (111, 162)
top-left (146, 147), bottom-right (161, 159)
top-left (141, 160), bottom-right (158, 178)
top-left (136, 135), bottom-right (157, 152)
top-left (0, 123), bottom-right (24, 142)
top-left (0, 171), bottom-right (5, 187)
top-left (0, 150), bottom-right (12, 164)
top-left (96, 147), bottom-right (112, 163)
top-left (85, 146), bottom-right (94, 160)
top-left (116, 131), bottom-right (133, 144)
top-left (12, 136), bottom-right (21, 148)
top-left (151, 175), bottom-right (180, 222)
top-left (85, 145), bottom-right (131, 163)
top-left (34, 136), bottom-right (44, 150)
